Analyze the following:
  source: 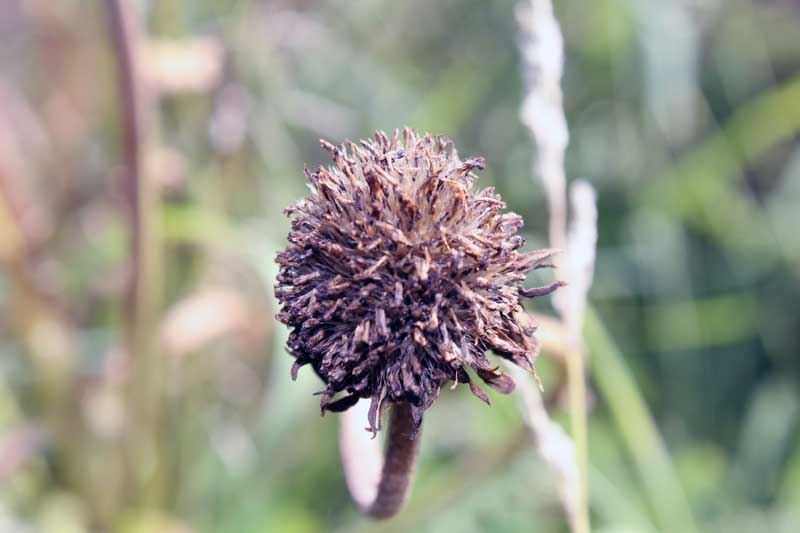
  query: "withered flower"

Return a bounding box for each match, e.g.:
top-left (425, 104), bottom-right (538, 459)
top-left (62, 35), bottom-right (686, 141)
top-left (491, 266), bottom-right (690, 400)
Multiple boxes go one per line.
top-left (275, 128), bottom-right (562, 435)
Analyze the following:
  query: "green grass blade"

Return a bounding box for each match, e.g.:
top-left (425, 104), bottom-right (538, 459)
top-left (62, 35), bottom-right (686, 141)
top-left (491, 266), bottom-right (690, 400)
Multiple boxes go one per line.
top-left (586, 306), bottom-right (698, 533)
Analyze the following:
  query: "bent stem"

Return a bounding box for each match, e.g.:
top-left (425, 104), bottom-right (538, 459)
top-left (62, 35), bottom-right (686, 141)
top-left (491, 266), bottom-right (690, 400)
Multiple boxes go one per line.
top-left (106, 0), bottom-right (164, 506)
top-left (340, 401), bottom-right (421, 519)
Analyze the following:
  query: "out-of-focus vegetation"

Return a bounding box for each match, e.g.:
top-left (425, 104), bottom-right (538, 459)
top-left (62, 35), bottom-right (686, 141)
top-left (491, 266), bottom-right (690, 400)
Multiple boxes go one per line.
top-left (1, 0), bottom-right (799, 532)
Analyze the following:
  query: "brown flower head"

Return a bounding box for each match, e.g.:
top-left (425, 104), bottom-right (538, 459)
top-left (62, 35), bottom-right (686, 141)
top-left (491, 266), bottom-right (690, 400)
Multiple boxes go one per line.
top-left (275, 129), bottom-right (563, 435)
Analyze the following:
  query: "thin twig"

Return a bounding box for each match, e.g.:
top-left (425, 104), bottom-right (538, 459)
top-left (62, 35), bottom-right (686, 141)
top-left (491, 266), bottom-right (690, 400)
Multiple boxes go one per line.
top-left (340, 401), bottom-right (421, 519)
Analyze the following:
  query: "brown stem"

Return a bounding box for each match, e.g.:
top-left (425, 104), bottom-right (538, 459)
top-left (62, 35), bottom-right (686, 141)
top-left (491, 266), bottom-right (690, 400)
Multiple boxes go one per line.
top-left (106, 0), bottom-right (144, 237)
top-left (340, 401), bottom-right (421, 519)
top-left (106, 0), bottom-right (164, 506)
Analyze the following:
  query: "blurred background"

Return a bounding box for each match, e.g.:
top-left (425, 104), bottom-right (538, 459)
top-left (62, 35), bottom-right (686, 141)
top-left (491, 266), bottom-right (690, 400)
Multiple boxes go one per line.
top-left (1, 0), bottom-right (799, 531)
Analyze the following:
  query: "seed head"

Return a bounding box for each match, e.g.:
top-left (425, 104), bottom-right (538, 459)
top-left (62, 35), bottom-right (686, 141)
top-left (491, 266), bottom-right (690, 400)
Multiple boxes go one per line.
top-left (275, 129), bottom-right (563, 434)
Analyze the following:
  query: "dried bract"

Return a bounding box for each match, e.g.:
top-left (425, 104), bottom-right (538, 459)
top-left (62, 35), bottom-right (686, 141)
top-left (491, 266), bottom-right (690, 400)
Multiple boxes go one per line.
top-left (275, 129), bottom-right (562, 434)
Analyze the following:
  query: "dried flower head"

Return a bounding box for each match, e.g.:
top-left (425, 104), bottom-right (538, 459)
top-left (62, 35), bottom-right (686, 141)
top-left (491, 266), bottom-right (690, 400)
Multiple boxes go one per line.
top-left (275, 128), bottom-right (563, 434)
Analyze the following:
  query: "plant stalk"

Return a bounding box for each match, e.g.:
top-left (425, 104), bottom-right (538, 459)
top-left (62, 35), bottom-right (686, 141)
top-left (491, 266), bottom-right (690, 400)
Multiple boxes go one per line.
top-left (106, 0), bottom-right (164, 507)
top-left (340, 402), bottom-right (421, 519)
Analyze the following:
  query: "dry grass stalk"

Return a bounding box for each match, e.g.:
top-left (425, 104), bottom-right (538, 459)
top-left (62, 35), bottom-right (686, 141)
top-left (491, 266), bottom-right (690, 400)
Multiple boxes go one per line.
top-left (517, 0), bottom-right (569, 252)
top-left (517, 2), bottom-right (599, 532)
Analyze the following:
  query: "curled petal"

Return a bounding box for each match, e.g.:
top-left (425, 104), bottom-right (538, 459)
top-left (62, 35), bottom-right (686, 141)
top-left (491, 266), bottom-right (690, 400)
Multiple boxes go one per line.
top-left (325, 394), bottom-right (361, 413)
top-left (520, 280), bottom-right (566, 298)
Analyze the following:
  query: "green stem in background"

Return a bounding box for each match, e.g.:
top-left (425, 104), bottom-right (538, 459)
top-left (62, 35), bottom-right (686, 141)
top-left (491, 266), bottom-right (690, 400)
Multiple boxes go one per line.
top-left (106, 0), bottom-right (164, 508)
top-left (566, 346), bottom-right (590, 533)
top-left (585, 306), bottom-right (698, 533)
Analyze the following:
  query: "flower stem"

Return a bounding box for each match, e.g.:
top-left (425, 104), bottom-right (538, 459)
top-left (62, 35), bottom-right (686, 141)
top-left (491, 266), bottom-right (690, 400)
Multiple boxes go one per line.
top-left (340, 401), bottom-right (421, 519)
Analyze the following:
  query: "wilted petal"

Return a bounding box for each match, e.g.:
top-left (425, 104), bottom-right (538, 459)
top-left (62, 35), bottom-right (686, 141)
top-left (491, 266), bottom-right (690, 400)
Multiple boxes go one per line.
top-left (468, 380), bottom-right (492, 406)
top-left (325, 394), bottom-right (361, 413)
top-left (476, 369), bottom-right (516, 394)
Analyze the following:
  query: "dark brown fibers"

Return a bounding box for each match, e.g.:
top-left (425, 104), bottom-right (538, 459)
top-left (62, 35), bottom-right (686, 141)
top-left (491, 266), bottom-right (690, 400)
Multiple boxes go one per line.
top-left (275, 128), bottom-right (563, 436)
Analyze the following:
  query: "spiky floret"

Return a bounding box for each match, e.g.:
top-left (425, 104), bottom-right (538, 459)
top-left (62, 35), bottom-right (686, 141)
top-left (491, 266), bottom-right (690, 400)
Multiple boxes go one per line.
top-left (275, 128), bottom-right (562, 434)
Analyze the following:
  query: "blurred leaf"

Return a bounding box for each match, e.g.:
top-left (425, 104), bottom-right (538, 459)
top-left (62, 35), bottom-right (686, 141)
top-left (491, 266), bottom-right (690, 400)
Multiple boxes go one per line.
top-left (144, 37), bottom-right (224, 95)
top-left (410, 61), bottom-right (494, 133)
top-left (674, 444), bottom-right (727, 506)
top-left (779, 437), bottom-right (800, 507)
top-left (731, 379), bottom-right (800, 503)
top-left (644, 293), bottom-right (759, 352)
top-left (643, 74), bottom-right (800, 259)
top-left (37, 493), bottom-right (87, 533)
top-left (161, 204), bottom-right (239, 247)
top-left (586, 307), bottom-right (697, 533)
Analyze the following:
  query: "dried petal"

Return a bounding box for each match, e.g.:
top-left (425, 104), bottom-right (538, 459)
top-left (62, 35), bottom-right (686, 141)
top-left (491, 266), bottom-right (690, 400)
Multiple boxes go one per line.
top-left (476, 369), bottom-right (517, 394)
top-left (469, 380), bottom-right (492, 406)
